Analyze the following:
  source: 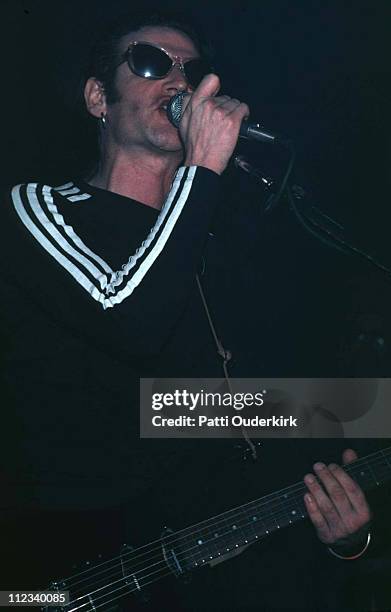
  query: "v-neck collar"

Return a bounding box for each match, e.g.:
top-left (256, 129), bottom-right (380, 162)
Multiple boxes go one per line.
top-left (11, 166), bottom-right (197, 310)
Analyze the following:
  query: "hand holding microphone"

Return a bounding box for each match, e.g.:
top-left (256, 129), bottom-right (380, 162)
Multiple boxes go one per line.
top-left (174, 74), bottom-right (250, 175)
top-left (168, 75), bottom-right (287, 174)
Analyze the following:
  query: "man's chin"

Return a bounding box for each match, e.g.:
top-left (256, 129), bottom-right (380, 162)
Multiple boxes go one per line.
top-left (147, 121), bottom-right (184, 154)
top-left (151, 135), bottom-right (184, 155)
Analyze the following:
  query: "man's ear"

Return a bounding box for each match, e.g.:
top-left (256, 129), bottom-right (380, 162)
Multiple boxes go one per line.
top-left (84, 77), bottom-right (107, 119)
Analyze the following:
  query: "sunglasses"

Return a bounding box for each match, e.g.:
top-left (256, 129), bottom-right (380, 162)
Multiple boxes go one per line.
top-left (118, 41), bottom-right (213, 89)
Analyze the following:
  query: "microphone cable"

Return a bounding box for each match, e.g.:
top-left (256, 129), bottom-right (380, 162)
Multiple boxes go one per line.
top-left (235, 142), bottom-right (391, 281)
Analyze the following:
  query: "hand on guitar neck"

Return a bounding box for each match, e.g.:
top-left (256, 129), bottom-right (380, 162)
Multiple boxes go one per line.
top-left (304, 448), bottom-right (371, 555)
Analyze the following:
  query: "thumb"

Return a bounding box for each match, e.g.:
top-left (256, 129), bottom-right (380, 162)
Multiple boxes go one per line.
top-left (342, 448), bottom-right (358, 465)
top-left (192, 73), bottom-right (221, 100)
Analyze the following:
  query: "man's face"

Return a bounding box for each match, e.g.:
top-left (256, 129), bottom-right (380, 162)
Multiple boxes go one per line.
top-left (105, 26), bottom-right (199, 155)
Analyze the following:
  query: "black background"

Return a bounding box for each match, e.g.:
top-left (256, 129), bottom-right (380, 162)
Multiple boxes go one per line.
top-left (1, 4), bottom-right (391, 607)
top-left (1, 0), bottom-right (391, 262)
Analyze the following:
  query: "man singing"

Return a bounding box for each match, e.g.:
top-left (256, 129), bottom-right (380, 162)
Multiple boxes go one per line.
top-left (0, 10), bottom-right (380, 611)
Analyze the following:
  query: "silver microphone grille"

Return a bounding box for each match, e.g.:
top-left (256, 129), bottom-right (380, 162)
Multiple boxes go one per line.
top-left (167, 92), bottom-right (190, 128)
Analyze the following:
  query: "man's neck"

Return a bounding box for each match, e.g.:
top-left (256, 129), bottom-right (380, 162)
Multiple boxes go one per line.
top-left (88, 147), bottom-right (183, 210)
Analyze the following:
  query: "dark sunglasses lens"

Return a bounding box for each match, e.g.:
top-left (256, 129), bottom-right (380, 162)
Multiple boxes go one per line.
top-left (130, 44), bottom-right (172, 78)
top-left (184, 59), bottom-right (212, 87)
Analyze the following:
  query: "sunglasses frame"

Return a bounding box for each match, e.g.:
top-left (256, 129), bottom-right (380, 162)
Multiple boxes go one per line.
top-left (117, 41), bottom-right (213, 88)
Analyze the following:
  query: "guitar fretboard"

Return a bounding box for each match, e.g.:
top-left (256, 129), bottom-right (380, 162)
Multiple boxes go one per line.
top-left (168, 447), bottom-right (391, 570)
top-left (48, 446), bottom-right (391, 612)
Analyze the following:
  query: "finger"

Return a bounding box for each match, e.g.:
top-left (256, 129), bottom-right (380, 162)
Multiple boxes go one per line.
top-left (304, 492), bottom-right (332, 543)
top-left (313, 462), bottom-right (354, 531)
top-left (314, 461), bottom-right (353, 505)
top-left (219, 98), bottom-right (249, 114)
top-left (214, 98), bottom-right (242, 113)
top-left (213, 95), bottom-right (235, 108)
top-left (214, 99), bottom-right (249, 121)
top-left (230, 101), bottom-right (250, 120)
top-left (328, 463), bottom-right (371, 523)
top-left (342, 448), bottom-right (358, 465)
top-left (304, 471), bottom-right (346, 537)
top-left (213, 97), bottom-right (240, 106)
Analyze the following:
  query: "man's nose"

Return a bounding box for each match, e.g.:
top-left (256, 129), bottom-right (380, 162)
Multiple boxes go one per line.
top-left (164, 63), bottom-right (190, 93)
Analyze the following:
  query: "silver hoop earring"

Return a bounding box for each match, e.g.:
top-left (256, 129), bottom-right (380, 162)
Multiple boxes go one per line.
top-left (100, 112), bottom-right (107, 128)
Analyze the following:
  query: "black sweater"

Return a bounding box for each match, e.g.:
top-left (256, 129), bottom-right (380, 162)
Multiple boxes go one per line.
top-left (0, 163), bottom-right (382, 507)
top-left (1, 166), bottom-right (234, 510)
top-left (1, 165), bottom-right (389, 608)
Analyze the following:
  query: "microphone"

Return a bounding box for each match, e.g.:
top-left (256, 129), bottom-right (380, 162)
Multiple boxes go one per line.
top-left (167, 92), bottom-right (288, 145)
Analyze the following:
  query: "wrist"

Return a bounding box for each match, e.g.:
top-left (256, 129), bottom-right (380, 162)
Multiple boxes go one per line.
top-left (184, 152), bottom-right (227, 176)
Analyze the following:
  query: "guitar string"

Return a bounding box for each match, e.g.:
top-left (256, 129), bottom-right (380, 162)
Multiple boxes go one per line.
top-left (66, 478), bottom-right (312, 597)
top-left (61, 449), bottom-right (390, 594)
top-left (67, 490), bottom-right (306, 604)
top-left (63, 450), bottom-right (390, 609)
top-left (67, 570), bottom-right (173, 612)
top-left (62, 449), bottom-right (390, 602)
top-left (65, 497), bottom-right (307, 608)
top-left (63, 477), bottom-right (310, 587)
top-left (66, 525), bottom-right (274, 612)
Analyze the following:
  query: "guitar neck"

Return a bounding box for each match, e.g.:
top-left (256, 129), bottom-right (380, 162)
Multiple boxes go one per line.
top-left (174, 446), bottom-right (391, 571)
top-left (53, 447), bottom-right (391, 612)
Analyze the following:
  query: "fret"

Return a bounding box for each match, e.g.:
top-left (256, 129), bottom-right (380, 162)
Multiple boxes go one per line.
top-left (366, 459), bottom-right (389, 483)
top-left (282, 497), bottom-right (307, 523)
top-left (272, 507), bottom-right (289, 529)
top-left (243, 506), bottom-right (265, 538)
top-left (253, 505), bottom-right (276, 533)
top-left (243, 512), bottom-right (268, 540)
top-left (214, 520), bottom-right (247, 553)
top-left (181, 532), bottom-right (197, 569)
top-left (280, 489), bottom-right (306, 513)
top-left (263, 495), bottom-right (284, 529)
top-left (242, 505), bottom-right (270, 538)
top-left (252, 490), bottom-right (306, 528)
top-left (348, 463), bottom-right (377, 489)
top-left (365, 459), bottom-right (380, 486)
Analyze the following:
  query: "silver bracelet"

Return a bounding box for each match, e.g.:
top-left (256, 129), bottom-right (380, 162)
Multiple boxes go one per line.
top-left (328, 531), bottom-right (371, 560)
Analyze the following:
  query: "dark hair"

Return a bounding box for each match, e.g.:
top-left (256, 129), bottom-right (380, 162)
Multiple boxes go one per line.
top-left (85, 10), bottom-right (214, 104)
